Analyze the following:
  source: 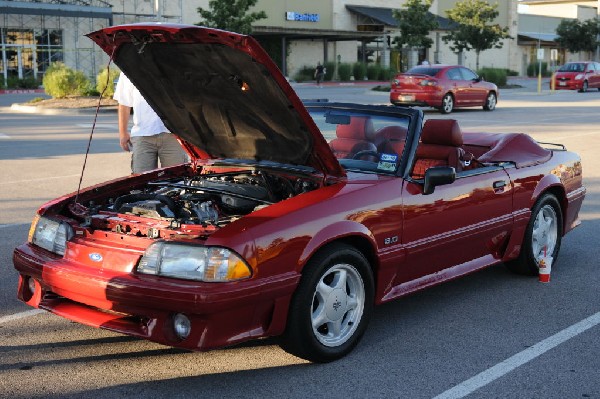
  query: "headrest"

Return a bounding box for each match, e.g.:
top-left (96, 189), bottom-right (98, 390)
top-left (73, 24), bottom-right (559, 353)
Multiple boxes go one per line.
top-left (421, 119), bottom-right (463, 146)
top-left (375, 126), bottom-right (408, 142)
top-left (336, 116), bottom-right (375, 141)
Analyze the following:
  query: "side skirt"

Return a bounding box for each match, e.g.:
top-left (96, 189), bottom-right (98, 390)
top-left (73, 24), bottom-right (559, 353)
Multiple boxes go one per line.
top-left (380, 254), bottom-right (498, 303)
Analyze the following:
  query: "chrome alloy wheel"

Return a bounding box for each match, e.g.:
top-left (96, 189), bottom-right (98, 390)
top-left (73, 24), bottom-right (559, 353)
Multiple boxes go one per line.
top-left (485, 92), bottom-right (497, 110)
top-left (311, 264), bottom-right (365, 347)
top-left (532, 204), bottom-right (558, 263)
top-left (441, 94), bottom-right (454, 114)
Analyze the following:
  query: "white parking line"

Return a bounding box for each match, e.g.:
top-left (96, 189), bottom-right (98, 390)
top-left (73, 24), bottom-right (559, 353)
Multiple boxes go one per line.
top-left (76, 123), bottom-right (118, 129)
top-left (0, 309), bottom-right (44, 325)
top-left (433, 311), bottom-right (600, 399)
top-left (0, 174), bottom-right (80, 185)
top-left (0, 223), bottom-right (24, 229)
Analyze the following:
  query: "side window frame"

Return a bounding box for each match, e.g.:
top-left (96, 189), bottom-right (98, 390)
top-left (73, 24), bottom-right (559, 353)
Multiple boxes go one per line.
top-left (446, 68), bottom-right (462, 81)
top-left (459, 67), bottom-right (477, 81)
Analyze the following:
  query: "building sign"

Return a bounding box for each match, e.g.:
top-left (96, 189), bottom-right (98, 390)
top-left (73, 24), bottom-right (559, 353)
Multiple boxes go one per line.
top-left (285, 12), bottom-right (319, 22)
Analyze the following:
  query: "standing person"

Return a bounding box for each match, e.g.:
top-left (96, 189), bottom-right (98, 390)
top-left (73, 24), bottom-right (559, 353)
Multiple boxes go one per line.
top-left (113, 72), bottom-right (187, 174)
top-left (314, 62), bottom-right (325, 87)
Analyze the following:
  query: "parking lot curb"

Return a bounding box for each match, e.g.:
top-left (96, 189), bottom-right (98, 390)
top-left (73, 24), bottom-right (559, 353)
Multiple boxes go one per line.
top-left (10, 103), bottom-right (117, 115)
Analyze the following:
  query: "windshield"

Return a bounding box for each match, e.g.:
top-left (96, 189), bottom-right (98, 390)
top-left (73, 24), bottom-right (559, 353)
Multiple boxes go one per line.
top-left (558, 63), bottom-right (586, 72)
top-left (307, 108), bottom-right (411, 174)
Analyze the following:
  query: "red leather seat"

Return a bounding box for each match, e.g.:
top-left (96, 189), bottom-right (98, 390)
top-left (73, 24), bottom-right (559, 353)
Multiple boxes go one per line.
top-left (374, 125), bottom-right (407, 155)
top-left (412, 119), bottom-right (464, 179)
top-left (329, 116), bottom-right (377, 159)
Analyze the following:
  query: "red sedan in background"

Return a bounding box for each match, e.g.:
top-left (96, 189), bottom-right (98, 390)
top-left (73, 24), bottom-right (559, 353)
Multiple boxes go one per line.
top-left (390, 65), bottom-right (498, 114)
top-left (552, 61), bottom-right (600, 92)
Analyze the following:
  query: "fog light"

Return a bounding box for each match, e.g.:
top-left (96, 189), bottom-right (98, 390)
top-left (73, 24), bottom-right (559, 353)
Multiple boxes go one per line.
top-left (173, 313), bottom-right (191, 340)
top-left (27, 277), bottom-right (36, 296)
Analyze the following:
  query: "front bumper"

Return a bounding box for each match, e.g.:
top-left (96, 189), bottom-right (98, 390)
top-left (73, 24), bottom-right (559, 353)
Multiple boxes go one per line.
top-left (14, 243), bottom-right (299, 350)
top-left (553, 80), bottom-right (582, 90)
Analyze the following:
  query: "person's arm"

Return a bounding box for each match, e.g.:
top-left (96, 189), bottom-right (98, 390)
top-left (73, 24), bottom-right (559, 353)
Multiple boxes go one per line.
top-left (118, 104), bottom-right (132, 152)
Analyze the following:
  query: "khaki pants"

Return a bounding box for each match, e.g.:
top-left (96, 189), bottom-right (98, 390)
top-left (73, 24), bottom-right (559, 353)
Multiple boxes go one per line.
top-left (130, 132), bottom-right (187, 174)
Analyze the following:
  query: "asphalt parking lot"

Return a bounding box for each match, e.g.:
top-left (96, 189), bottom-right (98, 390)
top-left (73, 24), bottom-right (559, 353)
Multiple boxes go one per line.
top-left (1, 81), bottom-right (599, 398)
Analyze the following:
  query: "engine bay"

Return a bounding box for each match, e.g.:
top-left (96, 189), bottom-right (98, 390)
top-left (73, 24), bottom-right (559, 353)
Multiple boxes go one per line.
top-left (79, 168), bottom-right (320, 237)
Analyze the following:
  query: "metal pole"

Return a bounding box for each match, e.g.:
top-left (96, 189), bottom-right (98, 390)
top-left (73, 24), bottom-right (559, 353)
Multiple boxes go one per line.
top-left (537, 38), bottom-right (542, 94)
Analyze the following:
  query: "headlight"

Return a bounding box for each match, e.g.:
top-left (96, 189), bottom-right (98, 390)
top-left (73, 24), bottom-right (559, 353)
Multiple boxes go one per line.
top-left (28, 215), bottom-right (73, 256)
top-left (137, 242), bottom-right (252, 282)
top-left (575, 74), bottom-right (583, 80)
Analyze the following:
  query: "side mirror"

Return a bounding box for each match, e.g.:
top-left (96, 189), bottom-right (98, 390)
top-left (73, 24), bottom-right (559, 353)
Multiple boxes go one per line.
top-left (474, 76), bottom-right (483, 82)
top-left (423, 166), bottom-right (456, 195)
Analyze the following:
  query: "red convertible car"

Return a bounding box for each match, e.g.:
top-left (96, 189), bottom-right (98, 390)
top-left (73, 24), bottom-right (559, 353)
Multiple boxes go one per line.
top-left (390, 65), bottom-right (498, 114)
top-left (14, 24), bottom-right (585, 363)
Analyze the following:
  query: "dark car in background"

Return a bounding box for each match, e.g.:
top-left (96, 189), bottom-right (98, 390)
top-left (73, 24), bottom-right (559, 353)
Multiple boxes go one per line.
top-left (551, 61), bottom-right (600, 92)
top-left (390, 65), bottom-right (498, 114)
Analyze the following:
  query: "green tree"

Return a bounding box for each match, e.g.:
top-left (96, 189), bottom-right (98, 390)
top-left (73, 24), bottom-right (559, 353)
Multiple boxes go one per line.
top-left (443, 0), bottom-right (511, 70)
top-left (556, 19), bottom-right (599, 58)
top-left (392, 0), bottom-right (438, 50)
top-left (196, 0), bottom-right (267, 34)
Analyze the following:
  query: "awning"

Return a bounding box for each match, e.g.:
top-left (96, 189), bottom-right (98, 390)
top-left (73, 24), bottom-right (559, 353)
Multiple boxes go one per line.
top-left (251, 26), bottom-right (382, 42)
top-left (346, 5), bottom-right (399, 27)
top-left (345, 5), bottom-right (456, 30)
top-left (518, 32), bottom-right (558, 43)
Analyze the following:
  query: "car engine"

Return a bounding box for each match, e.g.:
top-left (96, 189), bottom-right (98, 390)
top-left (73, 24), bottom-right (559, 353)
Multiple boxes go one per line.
top-left (100, 169), bottom-right (318, 228)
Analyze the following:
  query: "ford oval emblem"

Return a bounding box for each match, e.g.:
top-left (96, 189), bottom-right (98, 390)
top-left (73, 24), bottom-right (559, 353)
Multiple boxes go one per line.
top-left (89, 253), bottom-right (103, 262)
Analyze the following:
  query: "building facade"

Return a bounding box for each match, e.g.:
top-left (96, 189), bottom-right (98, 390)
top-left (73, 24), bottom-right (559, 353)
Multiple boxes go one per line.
top-left (1, 0), bottom-right (598, 87)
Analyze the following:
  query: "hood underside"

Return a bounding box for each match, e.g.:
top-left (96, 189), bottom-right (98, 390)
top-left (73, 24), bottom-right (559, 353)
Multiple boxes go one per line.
top-left (87, 23), bottom-right (344, 177)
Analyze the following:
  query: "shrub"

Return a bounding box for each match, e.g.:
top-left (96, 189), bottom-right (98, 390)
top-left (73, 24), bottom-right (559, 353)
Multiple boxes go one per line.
top-left (379, 67), bottom-right (393, 81)
top-left (293, 65), bottom-right (315, 83)
top-left (527, 62), bottom-right (551, 77)
top-left (2, 76), bottom-right (40, 89)
top-left (353, 63), bottom-right (367, 81)
top-left (366, 64), bottom-right (381, 80)
top-left (96, 66), bottom-right (120, 97)
top-left (338, 63), bottom-right (352, 81)
top-left (324, 61), bottom-right (335, 81)
top-left (43, 62), bottom-right (90, 98)
top-left (477, 67), bottom-right (507, 87)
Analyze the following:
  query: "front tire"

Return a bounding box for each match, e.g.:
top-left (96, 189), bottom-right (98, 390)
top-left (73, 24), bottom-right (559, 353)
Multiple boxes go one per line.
top-left (483, 92), bottom-right (497, 111)
top-left (505, 193), bottom-right (562, 275)
top-left (579, 80), bottom-right (588, 92)
top-left (440, 93), bottom-right (454, 114)
top-left (281, 243), bottom-right (374, 363)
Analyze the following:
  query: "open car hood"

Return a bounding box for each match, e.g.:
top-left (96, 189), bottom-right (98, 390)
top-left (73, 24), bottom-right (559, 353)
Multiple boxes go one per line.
top-left (87, 23), bottom-right (345, 177)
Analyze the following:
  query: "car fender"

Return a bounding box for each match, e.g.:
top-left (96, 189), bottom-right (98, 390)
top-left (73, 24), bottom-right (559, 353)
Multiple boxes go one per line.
top-left (530, 173), bottom-right (564, 209)
top-left (298, 220), bottom-right (377, 272)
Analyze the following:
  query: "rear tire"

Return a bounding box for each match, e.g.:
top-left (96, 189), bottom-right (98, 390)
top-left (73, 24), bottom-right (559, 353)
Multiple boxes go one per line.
top-left (483, 92), bottom-right (497, 111)
top-left (281, 243), bottom-right (374, 363)
top-left (440, 93), bottom-right (454, 114)
top-left (505, 193), bottom-right (562, 275)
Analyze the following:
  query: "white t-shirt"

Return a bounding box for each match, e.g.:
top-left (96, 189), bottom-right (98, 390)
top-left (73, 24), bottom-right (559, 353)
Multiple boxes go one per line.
top-left (113, 72), bottom-right (170, 137)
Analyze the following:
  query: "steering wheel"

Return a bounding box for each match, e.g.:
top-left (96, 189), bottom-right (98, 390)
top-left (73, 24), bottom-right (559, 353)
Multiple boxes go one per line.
top-left (352, 150), bottom-right (380, 161)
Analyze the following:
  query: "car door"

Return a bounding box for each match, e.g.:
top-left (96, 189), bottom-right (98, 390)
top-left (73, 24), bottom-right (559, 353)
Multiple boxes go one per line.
top-left (445, 67), bottom-right (469, 106)
top-left (460, 67), bottom-right (487, 104)
top-left (589, 63), bottom-right (600, 88)
top-left (395, 167), bottom-right (513, 285)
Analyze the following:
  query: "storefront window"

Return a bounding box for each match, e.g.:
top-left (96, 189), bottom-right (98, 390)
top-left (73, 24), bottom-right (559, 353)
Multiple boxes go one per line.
top-left (1, 28), bottom-right (63, 83)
